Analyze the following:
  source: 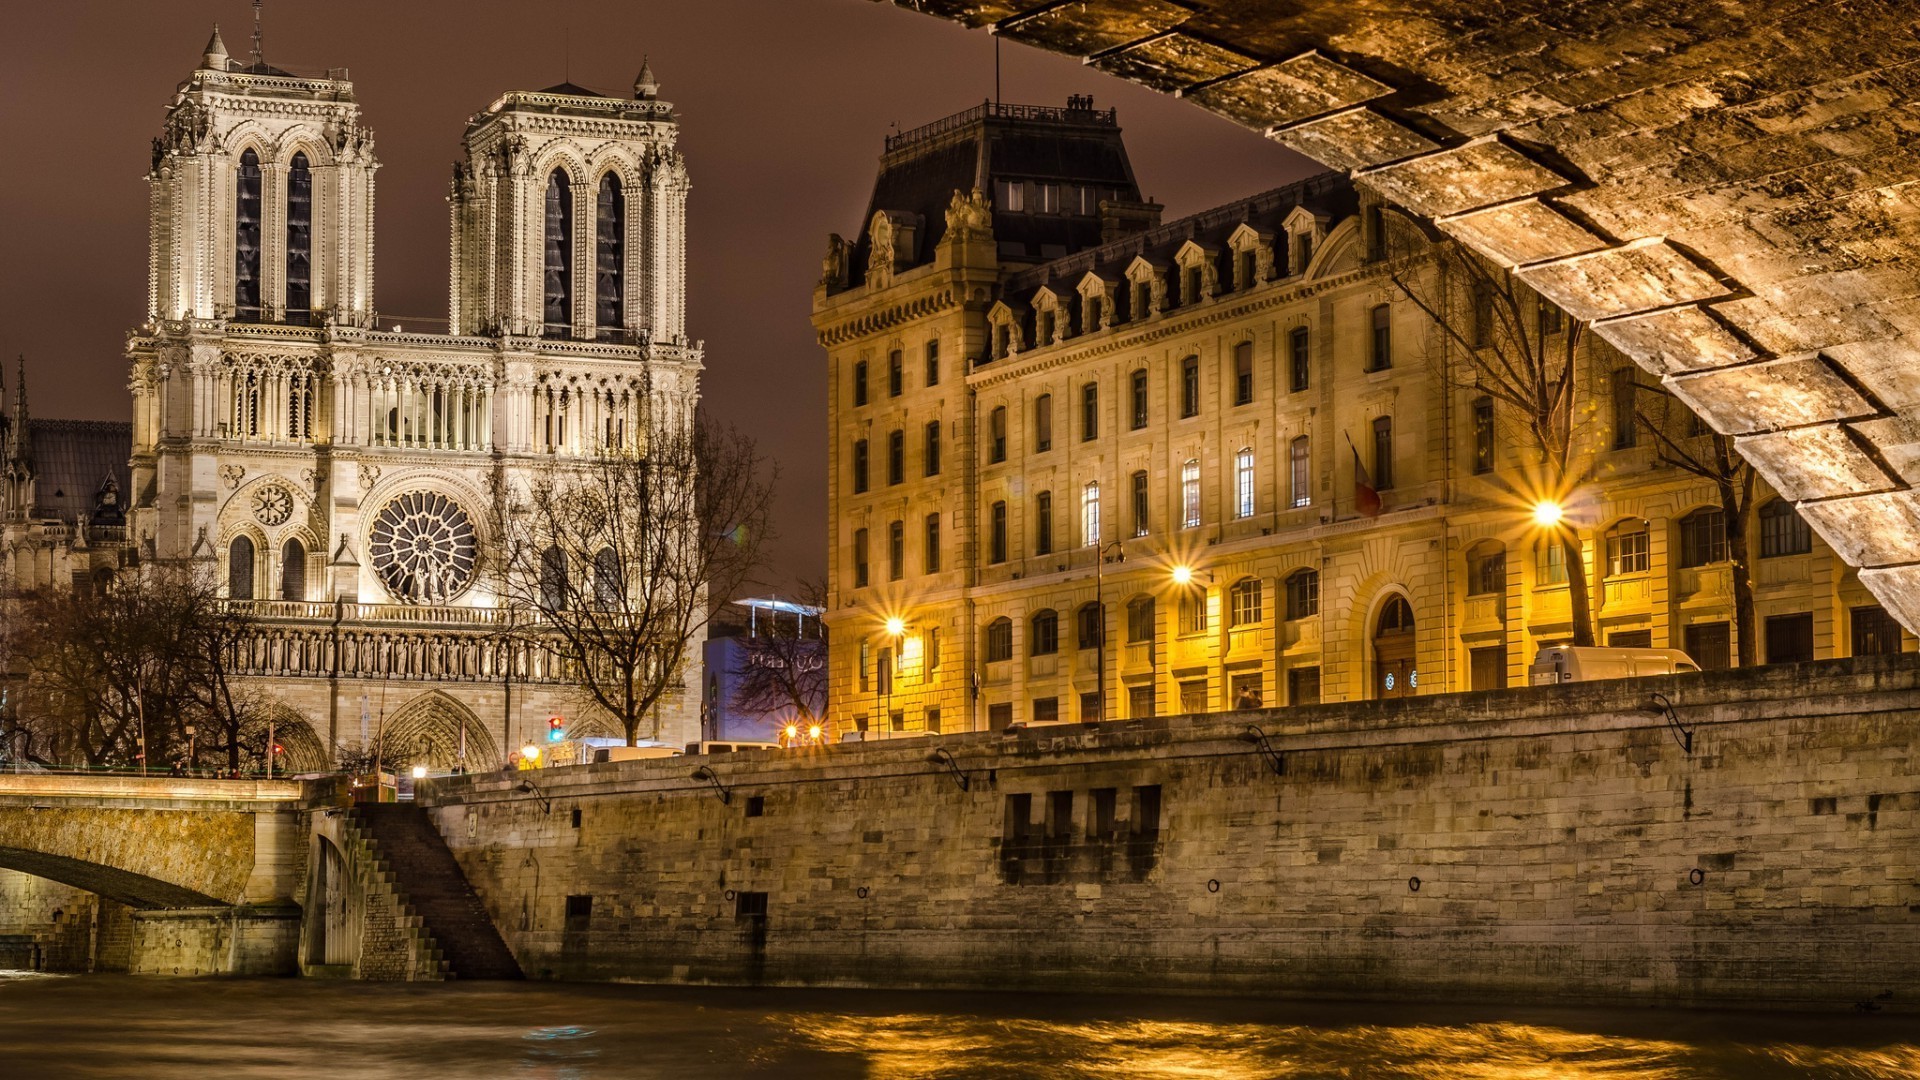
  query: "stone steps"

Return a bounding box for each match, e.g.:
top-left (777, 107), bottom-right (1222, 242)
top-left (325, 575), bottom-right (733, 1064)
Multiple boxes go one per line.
top-left (349, 804), bottom-right (522, 980)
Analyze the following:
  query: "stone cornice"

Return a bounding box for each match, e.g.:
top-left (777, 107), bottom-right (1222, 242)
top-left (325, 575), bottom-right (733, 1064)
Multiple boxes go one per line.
top-left (815, 285), bottom-right (964, 348)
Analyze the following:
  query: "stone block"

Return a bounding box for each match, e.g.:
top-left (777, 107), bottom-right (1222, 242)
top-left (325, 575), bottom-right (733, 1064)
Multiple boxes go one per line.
top-left (876, 0), bottom-right (1045, 28)
top-left (1799, 491), bottom-right (1920, 567)
top-left (1184, 52), bottom-right (1392, 129)
top-left (1852, 415), bottom-right (1920, 486)
top-left (1593, 304), bottom-right (1757, 375)
top-left (1521, 239), bottom-right (1731, 323)
top-left (996, 0), bottom-right (1193, 55)
top-left (1437, 199), bottom-right (1608, 268)
top-left (1735, 426), bottom-right (1897, 501)
top-left (1274, 107), bottom-right (1439, 172)
top-left (1359, 136), bottom-right (1573, 219)
top-left (1665, 355), bottom-right (1876, 435)
top-left (1094, 32), bottom-right (1257, 93)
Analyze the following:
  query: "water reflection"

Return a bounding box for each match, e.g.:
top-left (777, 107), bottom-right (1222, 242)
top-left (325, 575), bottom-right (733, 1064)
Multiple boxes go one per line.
top-left (0, 973), bottom-right (1913, 1079)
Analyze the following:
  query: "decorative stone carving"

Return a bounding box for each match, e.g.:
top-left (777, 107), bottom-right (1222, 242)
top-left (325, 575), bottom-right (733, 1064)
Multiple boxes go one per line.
top-left (251, 483), bottom-right (294, 526)
top-left (301, 467), bottom-right (324, 494)
top-left (368, 491), bottom-right (478, 604)
top-left (821, 234), bottom-right (847, 289)
top-left (944, 187), bottom-right (993, 241)
top-left (219, 464), bottom-right (245, 489)
top-left (358, 463), bottom-right (381, 489)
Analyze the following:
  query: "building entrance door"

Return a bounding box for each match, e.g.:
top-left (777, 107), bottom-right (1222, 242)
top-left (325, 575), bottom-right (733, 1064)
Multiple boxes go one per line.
top-left (1374, 596), bottom-right (1417, 699)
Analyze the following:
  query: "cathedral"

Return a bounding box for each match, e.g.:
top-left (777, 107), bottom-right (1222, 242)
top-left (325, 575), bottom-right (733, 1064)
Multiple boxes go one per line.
top-left (1, 26), bottom-right (703, 766)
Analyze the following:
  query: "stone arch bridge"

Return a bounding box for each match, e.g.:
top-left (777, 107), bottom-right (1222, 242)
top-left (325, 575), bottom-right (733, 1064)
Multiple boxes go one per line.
top-left (875, 0), bottom-right (1920, 627)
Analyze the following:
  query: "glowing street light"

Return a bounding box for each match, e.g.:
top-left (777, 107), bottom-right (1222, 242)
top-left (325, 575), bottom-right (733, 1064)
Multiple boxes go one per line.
top-left (1171, 564), bottom-right (1194, 586)
top-left (520, 743), bottom-right (542, 766)
top-left (411, 765), bottom-right (428, 780)
top-left (1532, 500), bottom-right (1565, 528)
top-left (884, 616), bottom-right (906, 638)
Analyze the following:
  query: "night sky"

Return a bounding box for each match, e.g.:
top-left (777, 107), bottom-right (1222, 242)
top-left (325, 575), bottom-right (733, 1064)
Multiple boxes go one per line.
top-left (0, 0), bottom-right (1310, 588)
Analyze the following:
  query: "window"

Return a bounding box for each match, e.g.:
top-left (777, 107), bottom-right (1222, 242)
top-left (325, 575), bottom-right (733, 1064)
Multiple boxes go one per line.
top-left (1469, 548), bottom-right (1506, 596)
top-left (543, 169), bottom-right (572, 334)
top-left (1031, 610), bottom-right (1059, 656)
top-left (1081, 382), bottom-right (1099, 441)
top-left (859, 644), bottom-right (870, 693)
top-left (1181, 459), bottom-right (1201, 528)
top-left (1179, 590), bottom-right (1207, 635)
top-left (1471, 285), bottom-right (1493, 347)
top-left (1233, 341), bottom-right (1254, 406)
top-left (988, 702), bottom-right (1013, 729)
top-left (1288, 666), bottom-right (1321, 705)
top-left (228, 535), bottom-right (255, 600)
top-left (565, 894), bottom-right (593, 932)
top-left (1537, 540), bottom-right (1568, 585)
top-left (1036, 309), bottom-right (1054, 347)
top-left (1082, 482), bottom-right (1101, 547)
top-left (1293, 232), bottom-right (1312, 274)
top-left (1033, 697), bottom-right (1061, 726)
top-left (985, 617), bottom-right (1014, 663)
top-left (540, 546), bottom-right (567, 610)
top-left (924, 421), bottom-right (942, 477)
top-left (285, 153), bottom-right (312, 322)
top-left (1765, 612), bottom-right (1815, 665)
top-left (1126, 597), bottom-right (1156, 642)
top-left (1131, 470), bottom-right (1149, 537)
top-left (1368, 304), bottom-right (1392, 371)
top-left (1180, 356), bottom-right (1200, 418)
top-left (853, 528), bottom-right (869, 587)
top-left (927, 628), bottom-right (940, 673)
top-left (1678, 508), bottom-right (1727, 568)
top-left (877, 652), bottom-right (892, 697)
top-left (1609, 629), bottom-right (1652, 648)
top-left (925, 340), bottom-right (940, 386)
top-left (996, 178), bottom-right (1024, 212)
top-left (1135, 281), bottom-right (1152, 322)
top-left (595, 173), bottom-right (624, 332)
top-left (1538, 299), bottom-right (1564, 338)
top-left (1469, 646), bottom-right (1506, 691)
top-left (1035, 491), bottom-right (1054, 556)
top-left (1130, 369), bottom-right (1149, 429)
top-left (1036, 182), bottom-right (1060, 213)
top-left (1077, 603), bottom-right (1103, 650)
top-left (990, 501), bottom-right (1008, 564)
top-left (1179, 679), bottom-right (1209, 714)
top-left (280, 540), bottom-right (306, 602)
top-left (1685, 622), bottom-right (1732, 670)
top-left (1365, 204), bottom-right (1387, 261)
top-left (924, 513), bottom-right (941, 574)
top-left (888, 350), bottom-right (903, 397)
top-left (853, 360), bottom-right (868, 407)
top-left (851, 439), bottom-right (869, 493)
top-left (888, 520), bottom-right (904, 581)
top-left (1128, 684), bottom-right (1156, 719)
top-left (1230, 673), bottom-right (1264, 709)
top-left (1759, 500), bottom-right (1812, 557)
top-left (1186, 267), bottom-right (1204, 305)
top-left (1289, 436), bottom-right (1311, 509)
top-left (1611, 369), bottom-right (1638, 450)
top-left (1229, 577), bottom-right (1263, 626)
top-left (989, 407), bottom-right (1007, 463)
top-left (593, 548), bottom-right (620, 609)
top-left (887, 430), bottom-right (904, 486)
top-left (1606, 522), bottom-right (1649, 576)
top-left (1285, 568), bottom-right (1318, 620)
top-left (1852, 605), bottom-right (1904, 657)
top-left (1235, 448), bottom-right (1255, 519)
top-left (926, 707), bottom-right (942, 733)
top-left (1238, 249), bottom-right (1257, 291)
top-left (235, 148), bottom-right (262, 320)
top-left (1472, 397), bottom-right (1494, 474)
top-left (1034, 394), bottom-right (1053, 452)
top-left (1371, 416), bottom-right (1394, 491)
top-left (1289, 327), bottom-right (1311, 392)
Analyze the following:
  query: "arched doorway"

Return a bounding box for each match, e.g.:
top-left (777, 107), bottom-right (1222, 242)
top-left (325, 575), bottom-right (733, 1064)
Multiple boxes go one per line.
top-left (1373, 595), bottom-right (1417, 699)
top-left (381, 691), bottom-right (499, 771)
top-left (305, 836), bottom-right (354, 969)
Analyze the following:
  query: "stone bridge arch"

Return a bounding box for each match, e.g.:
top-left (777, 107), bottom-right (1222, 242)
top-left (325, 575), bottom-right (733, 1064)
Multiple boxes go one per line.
top-left (876, 1), bottom-right (1920, 628)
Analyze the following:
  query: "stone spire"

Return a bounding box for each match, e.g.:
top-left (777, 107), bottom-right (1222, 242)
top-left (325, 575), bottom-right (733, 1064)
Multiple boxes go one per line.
top-left (5, 355), bottom-right (29, 475)
top-left (200, 24), bottom-right (230, 71)
top-left (634, 56), bottom-right (659, 100)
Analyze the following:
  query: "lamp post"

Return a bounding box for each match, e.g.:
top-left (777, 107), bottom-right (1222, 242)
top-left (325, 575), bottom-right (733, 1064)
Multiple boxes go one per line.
top-left (184, 725), bottom-right (195, 774)
top-left (1092, 540), bottom-right (1125, 722)
top-left (883, 617), bottom-right (905, 729)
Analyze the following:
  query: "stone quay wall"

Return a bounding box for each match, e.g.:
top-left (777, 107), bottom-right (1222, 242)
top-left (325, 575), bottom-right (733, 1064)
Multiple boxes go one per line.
top-left (418, 654), bottom-right (1920, 1008)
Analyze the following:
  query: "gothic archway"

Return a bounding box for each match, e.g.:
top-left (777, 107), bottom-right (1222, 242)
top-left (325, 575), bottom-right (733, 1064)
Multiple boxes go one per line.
top-left (379, 691), bottom-right (498, 771)
top-left (1373, 595), bottom-right (1417, 701)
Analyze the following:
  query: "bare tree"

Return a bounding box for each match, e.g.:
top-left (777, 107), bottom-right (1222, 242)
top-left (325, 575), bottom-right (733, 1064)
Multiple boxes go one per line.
top-left (1632, 380), bottom-right (1759, 665)
top-left (1390, 239), bottom-right (1598, 646)
top-left (495, 411), bottom-right (775, 745)
top-left (727, 581), bottom-right (829, 732)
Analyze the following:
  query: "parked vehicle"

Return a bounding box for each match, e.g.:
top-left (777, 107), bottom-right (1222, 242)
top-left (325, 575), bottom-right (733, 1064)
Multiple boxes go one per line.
top-left (1528, 646), bottom-right (1701, 686)
top-left (683, 740), bottom-right (782, 755)
top-left (592, 745), bottom-right (682, 763)
top-left (839, 728), bottom-right (933, 743)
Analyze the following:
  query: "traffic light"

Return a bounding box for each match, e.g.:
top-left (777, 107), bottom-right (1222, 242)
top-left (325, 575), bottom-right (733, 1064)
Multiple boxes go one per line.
top-left (547, 715), bottom-right (566, 743)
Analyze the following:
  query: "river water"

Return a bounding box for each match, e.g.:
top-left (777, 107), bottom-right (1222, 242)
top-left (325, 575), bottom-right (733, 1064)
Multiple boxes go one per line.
top-left (2, 971), bottom-right (1915, 1079)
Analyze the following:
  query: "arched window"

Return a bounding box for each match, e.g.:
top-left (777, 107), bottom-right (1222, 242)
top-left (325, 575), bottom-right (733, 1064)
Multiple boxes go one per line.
top-left (235, 148), bottom-right (262, 321)
top-left (1678, 508), bottom-right (1727, 568)
top-left (1368, 304), bottom-right (1392, 371)
top-left (539, 545), bottom-right (568, 611)
top-left (985, 617), bottom-right (1014, 663)
top-left (228, 535), bottom-right (256, 600)
top-left (1030, 610), bottom-right (1059, 656)
top-left (1076, 602), bottom-right (1103, 650)
top-left (286, 152), bottom-right (312, 323)
top-left (1759, 499), bottom-right (1812, 557)
top-left (1229, 577), bottom-right (1263, 627)
top-left (595, 174), bottom-right (624, 333)
top-left (1605, 520), bottom-right (1650, 576)
top-left (544, 169), bottom-right (573, 335)
top-left (1126, 596), bottom-right (1156, 644)
top-left (593, 548), bottom-right (620, 610)
top-left (1178, 588), bottom-right (1207, 635)
top-left (1467, 544), bottom-right (1506, 597)
top-left (280, 540), bottom-right (307, 602)
top-left (233, 370), bottom-right (261, 438)
top-left (1081, 481), bottom-right (1100, 547)
top-left (1285, 568), bottom-right (1319, 620)
top-left (1374, 595), bottom-right (1416, 700)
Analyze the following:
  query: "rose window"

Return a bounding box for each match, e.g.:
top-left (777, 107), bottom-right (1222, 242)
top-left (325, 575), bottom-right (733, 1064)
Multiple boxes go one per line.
top-left (368, 491), bottom-right (478, 604)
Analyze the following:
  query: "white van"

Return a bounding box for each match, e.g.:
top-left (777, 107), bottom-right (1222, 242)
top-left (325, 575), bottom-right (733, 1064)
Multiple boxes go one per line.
top-left (592, 745), bottom-right (682, 763)
top-left (684, 740), bottom-right (782, 755)
top-left (839, 728), bottom-right (933, 743)
top-left (1528, 646), bottom-right (1701, 686)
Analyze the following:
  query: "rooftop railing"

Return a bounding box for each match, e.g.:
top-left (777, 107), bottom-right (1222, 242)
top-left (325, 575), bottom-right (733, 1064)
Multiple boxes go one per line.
top-left (886, 100), bottom-right (1117, 154)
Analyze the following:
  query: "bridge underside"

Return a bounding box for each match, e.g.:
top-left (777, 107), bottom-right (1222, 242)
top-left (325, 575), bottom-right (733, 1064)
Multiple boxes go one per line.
top-left (877, 0), bottom-right (1920, 627)
top-left (0, 848), bottom-right (223, 909)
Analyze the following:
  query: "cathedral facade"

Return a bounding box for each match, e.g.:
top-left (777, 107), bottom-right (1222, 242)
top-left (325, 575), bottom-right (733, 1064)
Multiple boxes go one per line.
top-left (4, 28), bottom-right (703, 767)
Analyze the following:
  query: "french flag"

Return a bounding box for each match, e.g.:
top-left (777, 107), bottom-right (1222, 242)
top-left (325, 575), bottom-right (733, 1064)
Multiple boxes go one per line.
top-left (1350, 438), bottom-right (1382, 518)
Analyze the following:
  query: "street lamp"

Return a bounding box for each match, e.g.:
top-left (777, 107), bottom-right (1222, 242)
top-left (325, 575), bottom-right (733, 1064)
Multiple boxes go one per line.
top-left (1532, 500), bottom-right (1565, 528)
top-left (1092, 540), bottom-right (1126, 723)
top-left (184, 724), bottom-right (196, 773)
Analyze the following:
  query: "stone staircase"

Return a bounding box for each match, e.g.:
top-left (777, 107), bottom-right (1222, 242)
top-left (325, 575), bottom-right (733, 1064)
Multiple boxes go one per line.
top-left (344, 805), bottom-right (522, 980)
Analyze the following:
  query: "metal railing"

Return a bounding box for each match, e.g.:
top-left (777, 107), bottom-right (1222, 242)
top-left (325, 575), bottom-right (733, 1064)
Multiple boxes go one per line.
top-left (886, 101), bottom-right (1117, 153)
